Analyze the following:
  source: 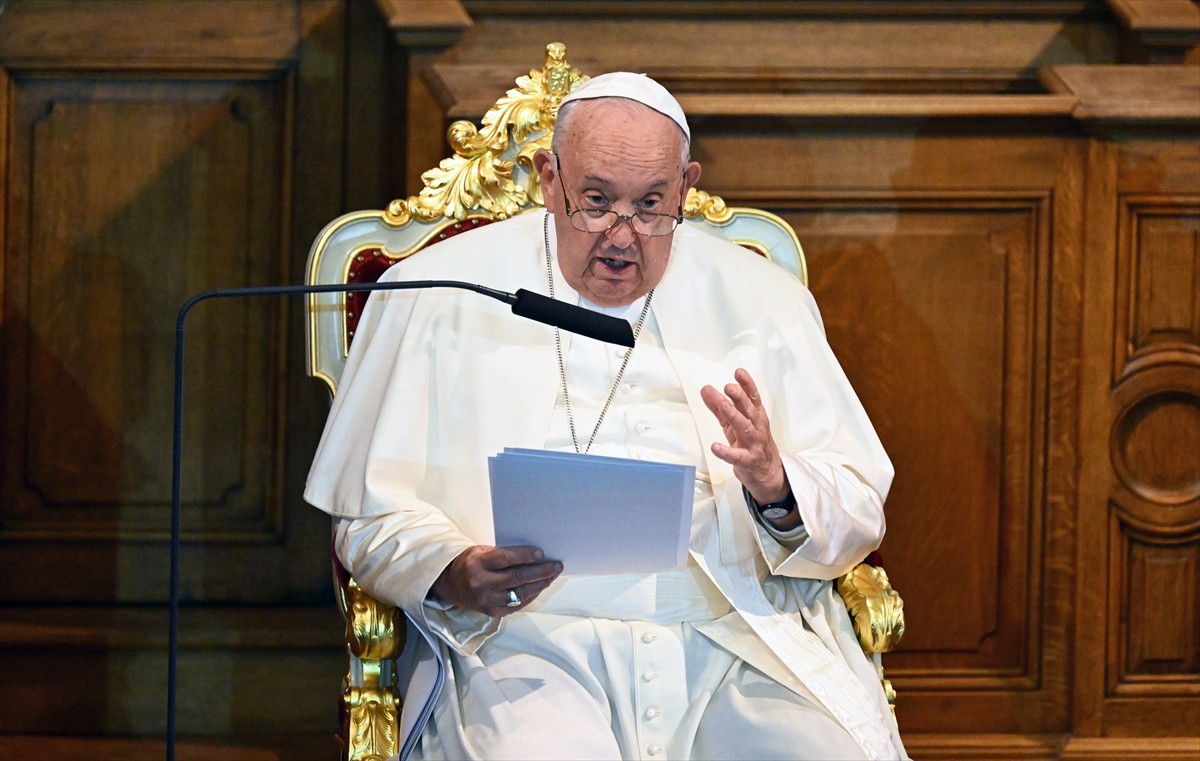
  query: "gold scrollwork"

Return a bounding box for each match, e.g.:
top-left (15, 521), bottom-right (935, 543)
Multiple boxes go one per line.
top-left (343, 685), bottom-right (399, 761)
top-left (837, 563), bottom-right (906, 654)
top-left (344, 578), bottom-right (400, 659)
top-left (402, 42), bottom-right (587, 222)
top-left (382, 198), bottom-right (412, 228)
top-left (684, 187), bottom-right (733, 224)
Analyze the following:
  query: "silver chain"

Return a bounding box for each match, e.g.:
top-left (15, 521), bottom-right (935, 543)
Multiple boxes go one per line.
top-left (544, 212), bottom-right (653, 454)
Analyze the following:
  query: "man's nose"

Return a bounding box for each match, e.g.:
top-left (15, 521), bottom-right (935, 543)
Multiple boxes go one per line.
top-left (604, 215), bottom-right (638, 249)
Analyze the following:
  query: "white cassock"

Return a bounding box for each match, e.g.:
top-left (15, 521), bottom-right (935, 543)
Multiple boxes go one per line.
top-left (305, 211), bottom-right (909, 760)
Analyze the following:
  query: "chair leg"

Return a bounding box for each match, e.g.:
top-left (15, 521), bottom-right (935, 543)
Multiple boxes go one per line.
top-left (339, 578), bottom-right (403, 761)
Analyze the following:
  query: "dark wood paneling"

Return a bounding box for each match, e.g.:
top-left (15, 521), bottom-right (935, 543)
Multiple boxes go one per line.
top-left (0, 0), bottom-right (366, 739)
top-left (5, 76), bottom-right (287, 541)
top-left (0, 22), bottom-right (313, 603)
top-left (1120, 532), bottom-right (1199, 681)
top-left (1102, 135), bottom-right (1200, 726)
top-left (0, 0), bottom-right (300, 62)
top-left (807, 200), bottom-right (1041, 675)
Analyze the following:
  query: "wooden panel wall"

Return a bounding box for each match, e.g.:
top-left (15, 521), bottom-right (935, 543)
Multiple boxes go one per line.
top-left (1, 0), bottom-right (1197, 758)
top-left (0, 0), bottom-right (378, 748)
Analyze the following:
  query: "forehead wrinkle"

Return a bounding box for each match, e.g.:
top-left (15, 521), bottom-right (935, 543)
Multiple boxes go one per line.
top-left (579, 172), bottom-right (671, 193)
top-left (561, 100), bottom-right (684, 185)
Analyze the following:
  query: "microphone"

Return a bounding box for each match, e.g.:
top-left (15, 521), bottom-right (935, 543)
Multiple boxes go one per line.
top-left (167, 278), bottom-right (633, 760)
top-left (509, 288), bottom-right (634, 347)
top-left (458, 283), bottom-right (635, 348)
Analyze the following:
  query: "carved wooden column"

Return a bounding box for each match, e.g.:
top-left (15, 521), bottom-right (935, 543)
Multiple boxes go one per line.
top-left (1045, 63), bottom-right (1200, 758)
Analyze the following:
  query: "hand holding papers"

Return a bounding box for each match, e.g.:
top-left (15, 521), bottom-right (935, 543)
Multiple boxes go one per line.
top-left (488, 448), bottom-right (695, 575)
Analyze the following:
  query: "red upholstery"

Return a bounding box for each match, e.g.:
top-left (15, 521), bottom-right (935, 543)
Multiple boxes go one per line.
top-left (345, 218), bottom-right (497, 341)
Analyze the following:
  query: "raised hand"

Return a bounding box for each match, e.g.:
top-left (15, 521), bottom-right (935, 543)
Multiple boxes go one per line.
top-left (700, 367), bottom-right (790, 506)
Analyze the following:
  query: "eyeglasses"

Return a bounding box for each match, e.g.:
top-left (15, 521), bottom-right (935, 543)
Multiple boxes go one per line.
top-left (554, 155), bottom-right (683, 237)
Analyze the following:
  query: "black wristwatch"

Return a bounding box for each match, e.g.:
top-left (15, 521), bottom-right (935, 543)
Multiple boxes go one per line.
top-left (751, 492), bottom-right (795, 521)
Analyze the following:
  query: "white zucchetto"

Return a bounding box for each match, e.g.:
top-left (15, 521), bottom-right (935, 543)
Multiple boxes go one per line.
top-left (560, 72), bottom-right (690, 140)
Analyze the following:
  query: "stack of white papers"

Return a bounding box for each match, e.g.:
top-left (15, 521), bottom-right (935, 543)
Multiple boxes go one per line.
top-left (488, 448), bottom-right (695, 575)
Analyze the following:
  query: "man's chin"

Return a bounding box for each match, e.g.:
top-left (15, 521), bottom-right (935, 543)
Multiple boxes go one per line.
top-left (584, 281), bottom-right (643, 308)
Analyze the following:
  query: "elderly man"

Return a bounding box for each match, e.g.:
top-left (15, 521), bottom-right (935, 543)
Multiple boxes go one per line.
top-left (306, 72), bottom-right (908, 760)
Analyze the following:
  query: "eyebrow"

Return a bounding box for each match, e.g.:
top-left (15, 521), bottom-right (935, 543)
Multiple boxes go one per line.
top-left (580, 174), bottom-right (671, 191)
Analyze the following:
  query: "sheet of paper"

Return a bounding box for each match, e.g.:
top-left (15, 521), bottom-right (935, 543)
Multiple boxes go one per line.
top-left (488, 448), bottom-right (695, 575)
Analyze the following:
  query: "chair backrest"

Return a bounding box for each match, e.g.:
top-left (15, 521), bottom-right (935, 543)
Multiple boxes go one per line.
top-left (305, 42), bottom-right (805, 395)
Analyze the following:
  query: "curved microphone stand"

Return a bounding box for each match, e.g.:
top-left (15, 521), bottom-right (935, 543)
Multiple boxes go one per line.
top-left (168, 280), bottom-right (633, 760)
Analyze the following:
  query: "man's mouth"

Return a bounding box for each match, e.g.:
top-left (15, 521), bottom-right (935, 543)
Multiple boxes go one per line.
top-left (599, 257), bottom-right (634, 271)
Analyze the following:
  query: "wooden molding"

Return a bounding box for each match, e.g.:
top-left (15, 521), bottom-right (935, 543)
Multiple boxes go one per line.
top-left (1107, 0), bottom-right (1200, 60)
top-left (1040, 64), bottom-right (1200, 123)
top-left (1108, 0), bottom-right (1200, 31)
top-left (901, 733), bottom-right (1063, 760)
top-left (678, 93), bottom-right (1077, 120)
top-left (1062, 736), bottom-right (1200, 760)
top-left (906, 734), bottom-right (1200, 760)
top-left (458, 1), bottom-right (1108, 18)
top-left (427, 60), bottom-right (1080, 120)
top-left (0, 0), bottom-right (303, 65)
top-left (0, 605), bottom-right (343, 651)
top-left (374, 0), bottom-right (471, 46)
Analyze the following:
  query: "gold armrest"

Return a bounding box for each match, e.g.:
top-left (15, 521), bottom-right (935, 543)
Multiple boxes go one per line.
top-left (838, 562), bottom-right (905, 712)
top-left (339, 577), bottom-right (402, 761)
top-left (838, 562), bottom-right (906, 654)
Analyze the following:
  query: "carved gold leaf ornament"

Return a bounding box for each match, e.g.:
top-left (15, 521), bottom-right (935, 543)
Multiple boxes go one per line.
top-left (837, 563), bottom-right (907, 654)
top-left (345, 685), bottom-right (399, 761)
top-left (837, 563), bottom-right (904, 712)
top-left (684, 187), bottom-right (734, 224)
top-left (403, 42), bottom-right (587, 223)
top-left (514, 135), bottom-right (552, 207)
top-left (382, 197), bottom-right (412, 228)
top-left (385, 41), bottom-right (745, 227)
top-left (346, 579), bottom-right (400, 659)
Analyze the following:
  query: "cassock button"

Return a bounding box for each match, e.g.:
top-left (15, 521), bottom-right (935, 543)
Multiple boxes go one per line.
top-left (641, 670), bottom-right (659, 682)
top-left (635, 423), bottom-right (651, 434)
top-left (620, 382), bottom-right (634, 395)
top-left (647, 745), bottom-right (664, 756)
top-left (641, 632), bottom-right (657, 644)
top-left (643, 707), bottom-right (661, 720)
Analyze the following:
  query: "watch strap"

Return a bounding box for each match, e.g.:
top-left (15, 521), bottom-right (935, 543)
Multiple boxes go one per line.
top-left (749, 491), bottom-right (795, 521)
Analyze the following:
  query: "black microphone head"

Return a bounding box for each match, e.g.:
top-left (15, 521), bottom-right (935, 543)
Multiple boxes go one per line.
top-left (510, 289), bottom-right (635, 347)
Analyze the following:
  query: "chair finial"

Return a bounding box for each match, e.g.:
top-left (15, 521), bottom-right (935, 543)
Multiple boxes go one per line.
top-left (544, 42), bottom-right (574, 98)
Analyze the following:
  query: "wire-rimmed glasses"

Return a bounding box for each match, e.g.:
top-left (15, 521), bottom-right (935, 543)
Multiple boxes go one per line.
top-left (554, 155), bottom-right (683, 237)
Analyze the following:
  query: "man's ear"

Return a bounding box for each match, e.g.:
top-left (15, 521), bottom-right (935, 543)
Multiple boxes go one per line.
top-left (682, 160), bottom-right (702, 197)
top-left (533, 149), bottom-right (558, 207)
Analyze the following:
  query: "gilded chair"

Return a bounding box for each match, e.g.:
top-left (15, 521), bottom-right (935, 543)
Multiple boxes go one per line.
top-left (305, 42), bottom-right (905, 761)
